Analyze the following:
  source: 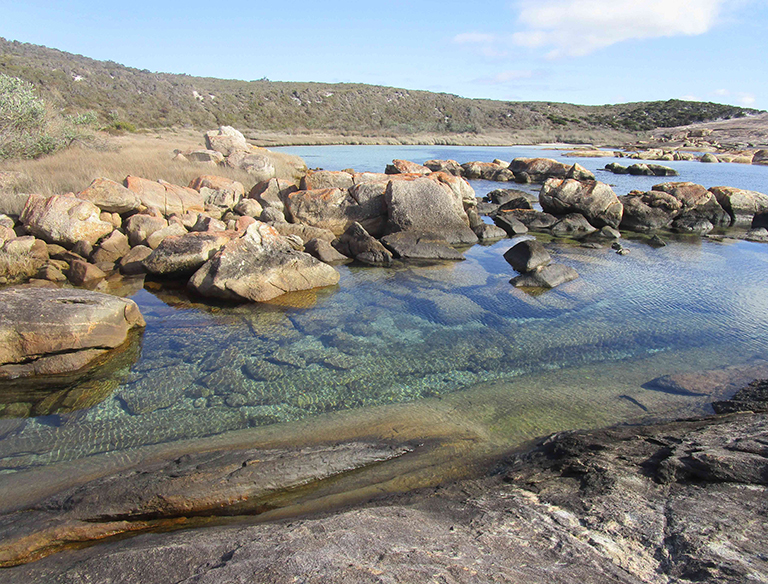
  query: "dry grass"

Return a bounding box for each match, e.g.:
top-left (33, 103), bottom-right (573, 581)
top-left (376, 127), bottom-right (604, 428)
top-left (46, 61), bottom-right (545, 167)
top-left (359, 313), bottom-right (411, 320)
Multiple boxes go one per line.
top-left (2, 129), bottom-right (262, 196)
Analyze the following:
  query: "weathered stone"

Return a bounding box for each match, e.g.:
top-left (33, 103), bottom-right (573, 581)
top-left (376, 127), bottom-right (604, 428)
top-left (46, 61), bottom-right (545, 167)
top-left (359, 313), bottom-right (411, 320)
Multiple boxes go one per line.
top-left (284, 188), bottom-right (361, 236)
top-left (146, 223), bottom-right (188, 250)
top-left (540, 178), bottom-right (623, 229)
top-left (91, 231), bottom-right (131, 264)
top-left (671, 214), bottom-right (714, 234)
top-left (0, 236), bottom-right (48, 283)
top-left (493, 213), bottom-right (529, 236)
top-left (188, 222), bottom-right (340, 302)
top-left (67, 259), bottom-right (107, 285)
top-left (20, 194), bottom-right (114, 248)
top-left (503, 239), bottom-right (551, 273)
top-left (384, 177), bottom-right (477, 245)
top-left (473, 223), bottom-right (507, 241)
top-left (381, 231), bottom-right (464, 260)
top-left (77, 178), bottom-right (141, 214)
top-left (304, 238), bottom-right (350, 264)
top-left (619, 191), bottom-right (679, 232)
top-left (348, 182), bottom-right (387, 236)
top-left (423, 159), bottom-right (463, 176)
top-left (271, 222), bottom-right (336, 244)
top-left (605, 162), bottom-right (629, 174)
top-left (190, 214), bottom-right (227, 233)
top-left (124, 213), bottom-right (168, 247)
top-left (143, 231), bottom-right (240, 278)
top-left (385, 160), bottom-right (431, 175)
top-left (233, 198), bottom-right (263, 219)
top-left (334, 222), bottom-right (393, 266)
top-left (0, 287), bottom-right (144, 378)
top-left (653, 181), bottom-right (728, 226)
top-left (248, 178), bottom-right (298, 214)
top-left (226, 151), bottom-right (275, 182)
top-left (204, 126), bottom-right (249, 156)
top-left (511, 263), bottom-right (579, 288)
top-left (550, 213), bottom-right (598, 237)
top-left (564, 163), bottom-right (596, 181)
top-left (300, 170), bottom-right (354, 190)
top-left (509, 158), bottom-right (571, 182)
top-left (499, 209), bottom-right (559, 230)
top-left (709, 186), bottom-right (768, 227)
top-left (119, 246), bottom-right (152, 275)
top-left (428, 172), bottom-right (477, 212)
top-left (487, 188), bottom-right (537, 206)
top-left (124, 176), bottom-right (204, 216)
top-left (260, 207), bottom-right (287, 223)
top-left (461, 161), bottom-right (506, 180)
top-left (700, 152), bottom-right (719, 163)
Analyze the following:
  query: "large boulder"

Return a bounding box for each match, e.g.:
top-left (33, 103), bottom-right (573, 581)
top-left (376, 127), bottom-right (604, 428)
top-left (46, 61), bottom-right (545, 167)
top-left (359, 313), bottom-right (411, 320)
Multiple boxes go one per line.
top-left (493, 213), bottom-right (529, 236)
top-left (248, 178), bottom-right (298, 216)
top-left (189, 176), bottom-right (245, 210)
top-left (20, 194), bottom-right (114, 248)
top-left (143, 231), bottom-right (240, 278)
top-left (550, 213), bottom-right (598, 237)
top-left (334, 222), bottom-right (393, 266)
top-left (204, 126), bottom-right (249, 156)
top-left (509, 158), bottom-right (571, 182)
top-left (77, 177), bottom-right (141, 214)
top-left (539, 178), bottom-right (623, 229)
top-left (619, 191), bottom-right (679, 232)
top-left (300, 170), bottom-right (354, 191)
top-left (188, 222), bottom-right (340, 302)
top-left (348, 182), bottom-right (388, 236)
top-left (381, 231), bottom-right (464, 260)
top-left (384, 177), bottom-right (478, 245)
top-left (124, 176), bottom-right (204, 216)
top-left (428, 172), bottom-right (477, 212)
top-left (284, 188), bottom-right (366, 236)
top-left (0, 287), bottom-right (145, 378)
top-left (461, 161), bottom-right (507, 181)
top-left (226, 151), bottom-right (275, 182)
top-left (652, 182), bottom-right (729, 227)
top-left (124, 213), bottom-right (168, 247)
top-left (498, 209), bottom-right (559, 231)
top-left (709, 186), bottom-right (768, 227)
top-left (564, 163), bottom-right (596, 181)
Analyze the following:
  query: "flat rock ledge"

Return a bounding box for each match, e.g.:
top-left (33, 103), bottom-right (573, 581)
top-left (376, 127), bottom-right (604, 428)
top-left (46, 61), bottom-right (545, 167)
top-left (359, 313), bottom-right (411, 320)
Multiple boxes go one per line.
top-left (0, 287), bottom-right (145, 379)
top-left (3, 381), bottom-right (767, 583)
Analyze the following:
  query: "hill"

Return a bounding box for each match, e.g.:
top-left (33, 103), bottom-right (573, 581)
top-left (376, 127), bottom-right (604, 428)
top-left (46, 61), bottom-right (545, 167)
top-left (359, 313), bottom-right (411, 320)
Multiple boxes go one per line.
top-left (0, 37), bottom-right (762, 144)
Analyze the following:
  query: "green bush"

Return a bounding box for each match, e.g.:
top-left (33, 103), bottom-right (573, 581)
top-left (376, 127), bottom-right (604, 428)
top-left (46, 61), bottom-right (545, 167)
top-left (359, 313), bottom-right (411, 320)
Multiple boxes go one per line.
top-left (103, 120), bottom-right (137, 134)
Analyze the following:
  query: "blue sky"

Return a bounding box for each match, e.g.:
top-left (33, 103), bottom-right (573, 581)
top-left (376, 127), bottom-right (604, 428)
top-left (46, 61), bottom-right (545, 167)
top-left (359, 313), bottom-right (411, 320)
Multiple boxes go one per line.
top-left (1, 0), bottom-right (765, 109)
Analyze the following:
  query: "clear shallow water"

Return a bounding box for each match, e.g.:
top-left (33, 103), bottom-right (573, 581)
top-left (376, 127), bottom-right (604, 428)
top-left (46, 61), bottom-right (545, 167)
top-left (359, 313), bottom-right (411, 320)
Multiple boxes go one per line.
top-left (0, 146), bottom-right (767, 493)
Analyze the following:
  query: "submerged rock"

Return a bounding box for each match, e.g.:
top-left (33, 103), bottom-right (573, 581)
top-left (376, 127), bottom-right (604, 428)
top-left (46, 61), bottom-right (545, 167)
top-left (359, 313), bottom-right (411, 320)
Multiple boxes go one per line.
top-left (511, 263), bottom-right (579, 289)
top-left (381, 231), bottom-right (464, 260)
top-left (0, 287), bottom-right (145, 379)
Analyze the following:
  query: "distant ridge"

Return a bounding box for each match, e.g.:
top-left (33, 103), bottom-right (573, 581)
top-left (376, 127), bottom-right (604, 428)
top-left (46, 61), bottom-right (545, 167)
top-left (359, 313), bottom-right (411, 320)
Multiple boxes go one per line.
top-left (0, 37), bottom-right (761, 140)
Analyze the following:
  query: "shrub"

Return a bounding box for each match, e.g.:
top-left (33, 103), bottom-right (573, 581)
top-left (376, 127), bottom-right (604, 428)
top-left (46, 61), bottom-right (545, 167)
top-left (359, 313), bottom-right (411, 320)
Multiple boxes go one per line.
top-left (0, 74), bottom-right (97, 159)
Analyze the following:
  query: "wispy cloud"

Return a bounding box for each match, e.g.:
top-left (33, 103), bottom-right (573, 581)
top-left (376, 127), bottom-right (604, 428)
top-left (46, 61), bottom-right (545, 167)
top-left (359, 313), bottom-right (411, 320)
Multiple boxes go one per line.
top-left (737, 93), bottom-right (756, 106)
top-left (455, 0), bottom-right (726, 59)
top-left (474, 70), bottom-right (536, 85)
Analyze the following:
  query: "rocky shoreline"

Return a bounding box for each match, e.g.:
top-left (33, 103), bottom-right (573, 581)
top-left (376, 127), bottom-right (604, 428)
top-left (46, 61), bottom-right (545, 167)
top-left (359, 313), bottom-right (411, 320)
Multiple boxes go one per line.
top-left (2, 372), bottom-right (766, 582)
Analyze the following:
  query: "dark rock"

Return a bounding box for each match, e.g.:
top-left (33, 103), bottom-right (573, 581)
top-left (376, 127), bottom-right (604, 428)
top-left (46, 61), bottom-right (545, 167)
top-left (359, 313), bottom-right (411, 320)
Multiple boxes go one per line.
top-left (66, 259), bottom-right (107, 285)
top-left (619, 191), bottom-right (678, 232)
top-left (334, 222), bottom-right (393, 266)
top-left (604, 162), bottom-right (629, 174)
top-left (493, 213), bottom-right (529, 236)
top-left (473, 223), bottom-right (507, 241)
top-left (511, 263), bottom-right (579, 288)
top-left (653, 182), bottom-right (729, 227)
top-left (648, 234), bottom-right (667, 247)
top-left (119, 246), bottom-right (152, 275)
top-left (304, 237), bottom-right (350, 264)
top-left (487, 188), bottom-right (537, 206)
top-left (550, 213), bottom-right (598, 237)
top-left (499, 209), bottom-right (559, 230)
top-left (503, 239), bottom-right (551, 273)
top-left (712, 379), bottom-right (768, 414)
top-left (671, 213), bottom-right (714, 234)
top-left (381, 231), bottom-right (464, 260)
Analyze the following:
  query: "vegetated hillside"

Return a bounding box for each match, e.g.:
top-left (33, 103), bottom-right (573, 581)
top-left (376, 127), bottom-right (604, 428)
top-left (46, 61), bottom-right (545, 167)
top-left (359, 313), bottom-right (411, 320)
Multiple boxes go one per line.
top-left (0, 37), bottom-right (761, 138)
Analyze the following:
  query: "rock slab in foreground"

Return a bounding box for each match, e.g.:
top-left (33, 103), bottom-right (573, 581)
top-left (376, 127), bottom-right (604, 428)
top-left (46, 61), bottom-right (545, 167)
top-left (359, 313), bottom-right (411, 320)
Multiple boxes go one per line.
top-left (0, 287), bottom-right (145, 379)
top-left (188, 221), bottom-right (340, 302)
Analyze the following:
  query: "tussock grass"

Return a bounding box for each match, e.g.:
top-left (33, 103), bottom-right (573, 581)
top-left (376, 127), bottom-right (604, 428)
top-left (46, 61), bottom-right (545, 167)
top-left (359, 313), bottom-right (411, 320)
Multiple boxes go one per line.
top-left (2, 130), bottom-right (261, 195)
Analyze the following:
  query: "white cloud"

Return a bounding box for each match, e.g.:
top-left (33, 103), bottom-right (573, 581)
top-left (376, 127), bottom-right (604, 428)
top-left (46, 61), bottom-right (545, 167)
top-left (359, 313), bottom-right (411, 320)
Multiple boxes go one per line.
top-left (737, 93), bottom-right (756, 106)
top-left (510, 0), bottom-right (725, 57)
top-left (680, 95), bottom-right (701, 101)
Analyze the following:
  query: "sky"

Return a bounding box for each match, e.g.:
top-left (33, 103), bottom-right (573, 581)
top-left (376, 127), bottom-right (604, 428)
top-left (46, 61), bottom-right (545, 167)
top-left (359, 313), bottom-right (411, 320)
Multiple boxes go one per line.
top-left (0, 0), bottom-right (766, 109)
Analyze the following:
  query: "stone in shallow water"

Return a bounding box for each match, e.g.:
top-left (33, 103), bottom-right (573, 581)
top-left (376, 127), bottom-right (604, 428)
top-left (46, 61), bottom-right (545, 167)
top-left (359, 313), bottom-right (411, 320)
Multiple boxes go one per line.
top-left (510, 264), bottom-right (579, 289)
top-left (0, 287), bottom-right (145, 379)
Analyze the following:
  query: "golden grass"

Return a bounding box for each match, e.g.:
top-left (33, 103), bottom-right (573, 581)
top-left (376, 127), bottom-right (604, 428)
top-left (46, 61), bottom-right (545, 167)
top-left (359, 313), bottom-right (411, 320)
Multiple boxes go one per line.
top-left (2, 129), bottom-right (262, 196)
